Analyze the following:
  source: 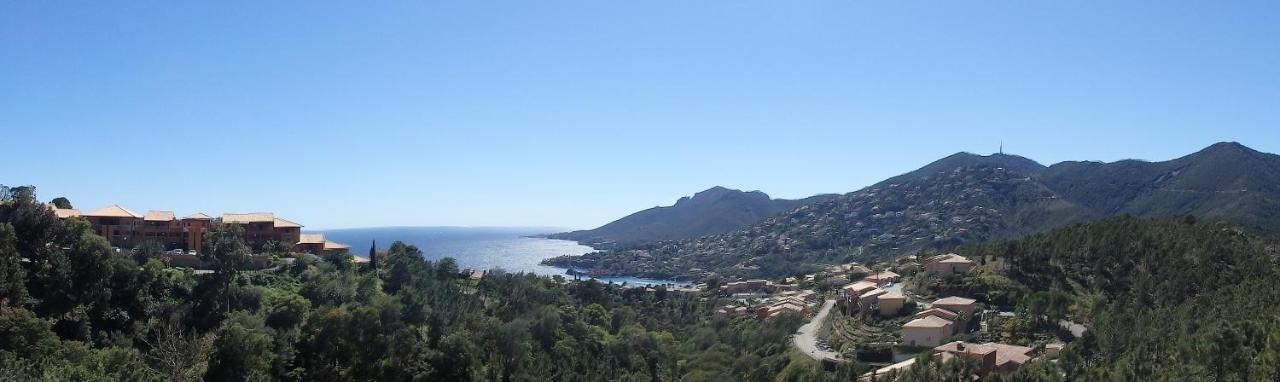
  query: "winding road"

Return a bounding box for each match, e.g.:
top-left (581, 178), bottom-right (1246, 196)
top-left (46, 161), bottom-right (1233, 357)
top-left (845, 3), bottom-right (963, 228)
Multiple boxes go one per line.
top-left (793, 299), bottom-right (844, 362)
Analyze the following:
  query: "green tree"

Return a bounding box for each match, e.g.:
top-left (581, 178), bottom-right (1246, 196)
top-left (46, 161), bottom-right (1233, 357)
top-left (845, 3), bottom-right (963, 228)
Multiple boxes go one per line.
top-left (50, 197), bottom-right (72, 210)
top-left (0, 224), bottom-right (27, 306)
top-left (206, 312), bottom-right (275, 381)
top-left (131, 240), bottom-right (165, 265)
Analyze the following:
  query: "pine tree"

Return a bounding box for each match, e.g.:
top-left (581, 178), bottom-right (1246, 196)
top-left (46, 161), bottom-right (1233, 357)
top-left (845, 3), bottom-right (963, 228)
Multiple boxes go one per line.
top-left (369, 240), bottom-right (377, 271)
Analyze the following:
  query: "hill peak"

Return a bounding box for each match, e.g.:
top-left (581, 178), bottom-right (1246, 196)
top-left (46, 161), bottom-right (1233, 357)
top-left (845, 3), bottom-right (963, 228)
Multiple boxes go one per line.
top-left (1192, 141), bottom-right (1262, 158)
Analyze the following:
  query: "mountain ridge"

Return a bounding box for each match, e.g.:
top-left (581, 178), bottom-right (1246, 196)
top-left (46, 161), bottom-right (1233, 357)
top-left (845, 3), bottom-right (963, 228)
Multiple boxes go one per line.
top-left (545, 142), bottom-right (1280, 279)
top-left (546, 186), bottom-right (837, 248)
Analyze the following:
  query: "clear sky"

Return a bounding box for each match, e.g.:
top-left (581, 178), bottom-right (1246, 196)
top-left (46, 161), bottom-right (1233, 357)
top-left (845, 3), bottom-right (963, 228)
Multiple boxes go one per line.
top-left (2, 1), bottom-right (1278, 229)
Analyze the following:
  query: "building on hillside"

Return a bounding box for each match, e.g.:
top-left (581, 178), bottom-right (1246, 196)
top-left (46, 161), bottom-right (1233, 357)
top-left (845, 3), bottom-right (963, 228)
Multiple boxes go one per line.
top-left (863, 270), bottom-right (901, 285)
top-left (49, 205), bottom-right (81, 219)
top-left (58, 204), bottom-right (346, 254)
top-left (757, 300), bottom-right (809, 320)
top-left (934, 341), bottom-right (1034, 375)
top-left (933, 341), bottom-right (998, 375)
top-left (294, 233), bottom-right (352, 256)
top-left (877, 291), bottom-right (906, 316)
top-left (902, 315), bottom-right (954, 347)
top-left (221, 212), bottom-right (302, 248)
top-left (81, 205), bottom-right (144, 248)
top-left (843, 280), bottom-right (879, 298)
top-left (721, 279), bottom-right (770, 293)
top-left (982, 342), bottom-right (1034, 374)
top-left (857, 288), bottom-right (888, 310)
top-left (913, 307), bottom-right (960, 322)
top-left (141, 210), bottom-right (183, 249)
top-left (181, 213), bottom-right (213, 253)
top-left (932, 296), bottom-right (978, 315)
top-left (923, 253), bottom-right (975, 276)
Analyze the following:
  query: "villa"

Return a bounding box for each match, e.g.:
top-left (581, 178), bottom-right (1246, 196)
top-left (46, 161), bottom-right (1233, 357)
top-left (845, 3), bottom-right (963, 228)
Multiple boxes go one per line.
top-left (923, 253), bottom-right (976, 276)
top-left (932, 296), bottom-right (977, 315)
top-left (902, 315), bottom-right (953, 347)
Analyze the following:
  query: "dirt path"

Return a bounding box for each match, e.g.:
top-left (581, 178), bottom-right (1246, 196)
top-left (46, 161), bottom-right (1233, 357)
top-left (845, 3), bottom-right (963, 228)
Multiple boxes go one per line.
top-left (793, 299), bottom-right (844, 362)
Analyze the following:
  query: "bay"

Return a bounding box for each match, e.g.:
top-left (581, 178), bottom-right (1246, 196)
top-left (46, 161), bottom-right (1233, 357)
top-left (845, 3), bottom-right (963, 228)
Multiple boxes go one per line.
top-left (318, 227), bottom-right (687, 287)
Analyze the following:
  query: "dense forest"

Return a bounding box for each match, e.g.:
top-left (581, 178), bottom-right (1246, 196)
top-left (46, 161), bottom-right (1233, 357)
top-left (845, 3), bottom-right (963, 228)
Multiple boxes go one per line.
top-left (917, 216), bottom-right (1280, 381)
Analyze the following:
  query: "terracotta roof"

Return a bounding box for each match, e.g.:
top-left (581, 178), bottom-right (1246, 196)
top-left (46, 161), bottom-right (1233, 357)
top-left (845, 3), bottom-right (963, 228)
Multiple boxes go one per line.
top-left (49, 205), bottom-right (81, 219)
top-left (939, 253), bottom-right (975, 264)
top-left (879, 291), bottom-right (906, 300)
top-left (859, 288), bottom-right (888, 299)
top-left (183, 212), bottom-right (213, 220)
top-left (904, 315), bottom-right (953, 328)
top-left (844, 280), bottom-right (879, 294)
top-left (297, 233), bottom-right (326, 244)
top-left (272, 218), bottom-right (302, 228)
top-left (864, 271), bottom-right (901, 281)
top-left (914, 307), bottom-right (960, 321)
top-left (982, 343), bottom-right (1034, 366)
top-left (933, 296), bottom-right (977, 306)
top-left (323, 241), bottom-right (350, 250)
top-left (83, 205), bottom-right (142, 218)
top-left (935, 341), bottom-right (997, 356)
top-left (144, 210), bottom-right (175, 221)
top-left (222, 212), bottom-right (275, 224)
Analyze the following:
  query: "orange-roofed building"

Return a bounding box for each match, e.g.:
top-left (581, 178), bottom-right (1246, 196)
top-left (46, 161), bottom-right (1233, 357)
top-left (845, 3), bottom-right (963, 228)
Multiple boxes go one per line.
top-left (902, 316), bottom-right (954, 347)
top-left (82, 205), bottom-right (144, 248)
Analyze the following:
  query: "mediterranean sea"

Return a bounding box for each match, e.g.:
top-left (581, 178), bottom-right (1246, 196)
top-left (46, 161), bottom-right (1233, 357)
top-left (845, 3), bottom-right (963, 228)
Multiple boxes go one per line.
top-left (318, 226), bottom-right (685, 287)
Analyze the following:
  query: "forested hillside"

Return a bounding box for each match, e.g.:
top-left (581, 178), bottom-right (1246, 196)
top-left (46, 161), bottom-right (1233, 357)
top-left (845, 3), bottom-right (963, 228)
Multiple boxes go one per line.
top-left (548, 142), bottom-right (1280, 279)
top-left (548, 187), bottom-right (835, 248)
top-left (924, 216), bottom-right (1280, 380)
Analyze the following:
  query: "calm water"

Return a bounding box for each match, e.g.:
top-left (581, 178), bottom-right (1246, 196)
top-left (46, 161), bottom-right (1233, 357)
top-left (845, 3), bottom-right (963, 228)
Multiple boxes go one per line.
top-left (318, 227), bottom-right (684, 287)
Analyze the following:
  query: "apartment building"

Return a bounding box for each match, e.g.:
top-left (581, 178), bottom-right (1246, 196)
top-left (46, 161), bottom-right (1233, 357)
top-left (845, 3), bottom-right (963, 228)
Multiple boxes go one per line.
top-left (54, 204), bottom-right (346, 255)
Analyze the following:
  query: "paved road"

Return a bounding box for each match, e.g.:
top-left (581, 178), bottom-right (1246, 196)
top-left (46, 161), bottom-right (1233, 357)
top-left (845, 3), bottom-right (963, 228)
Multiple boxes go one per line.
top-left (794, 299), bottom-right (843, 362)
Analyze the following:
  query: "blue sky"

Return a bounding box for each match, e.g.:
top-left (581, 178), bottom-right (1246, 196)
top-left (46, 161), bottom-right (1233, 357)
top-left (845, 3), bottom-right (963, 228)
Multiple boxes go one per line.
top-left (2, 1), bottom-right (1278, 229)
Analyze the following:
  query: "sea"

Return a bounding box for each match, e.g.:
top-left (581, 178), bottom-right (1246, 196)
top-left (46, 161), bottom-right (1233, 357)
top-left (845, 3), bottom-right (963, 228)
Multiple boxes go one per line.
top-left (318, 227), bottom-right (685, 287)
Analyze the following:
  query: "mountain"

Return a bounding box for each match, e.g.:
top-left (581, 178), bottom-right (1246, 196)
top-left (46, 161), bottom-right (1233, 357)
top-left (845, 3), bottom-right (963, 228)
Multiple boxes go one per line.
top-left (547, 186), bottom-right (837, 248)
top-left (1040, 141), bottom-right (1280, 235)
top-left (544, 142), bottom-right (1280, 279)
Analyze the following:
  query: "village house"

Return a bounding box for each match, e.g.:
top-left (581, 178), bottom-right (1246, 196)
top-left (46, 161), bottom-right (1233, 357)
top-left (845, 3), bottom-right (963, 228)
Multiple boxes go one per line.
top-left (857, 288), bottom-right (888, 311)
top-left (933, 341), bottom-right (997, 374)
top-left (902, 315), bottom-right (954, 347)
top-left (934, 341), bottom-right (1034, 375)
top-left (843, 280), bottom-right (879, 298)
top-left (720, 279), bottom-right (770, 293)
top-left (757, 300), bottom-right (810, 320)
top-left (877, 291), bottom-right (906, 316)
top-left (922, 253), bottom-right (976, 276)
top-left (863, 270), bottom-right (901, 286)
top-left (913, 307), bottom-right (960, 323)
top-left (932, 296), bottom-right (978, 316)
top-left (861, 341), bottom-right (1039, 380)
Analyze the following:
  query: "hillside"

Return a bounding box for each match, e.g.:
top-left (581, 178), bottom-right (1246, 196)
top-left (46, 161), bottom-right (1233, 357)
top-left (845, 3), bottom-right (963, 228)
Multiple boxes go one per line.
top-left (546, 186), bottom-right (836, 248)
top-left (932, 216), bottom-right (1280, 380)
top-left (545, 142), bottom-right (1280, 279)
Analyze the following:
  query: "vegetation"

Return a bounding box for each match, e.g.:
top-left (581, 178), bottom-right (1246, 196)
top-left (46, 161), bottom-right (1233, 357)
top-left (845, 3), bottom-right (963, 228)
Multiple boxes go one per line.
top-left (548, 186), bottom-right (835, 249)
top-left (549, 142), bottom-right (1280, 280)
top-left (7, 175), bottom-right (1280, 380)
top-left (1, 185), bottom-right (865, 381)
top-left (924, 216), bottom-right (1280, 380)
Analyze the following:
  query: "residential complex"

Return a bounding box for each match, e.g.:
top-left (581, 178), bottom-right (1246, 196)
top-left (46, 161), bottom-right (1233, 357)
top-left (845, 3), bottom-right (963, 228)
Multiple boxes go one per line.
top-left (50, 204), bottom-right (349, 256)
